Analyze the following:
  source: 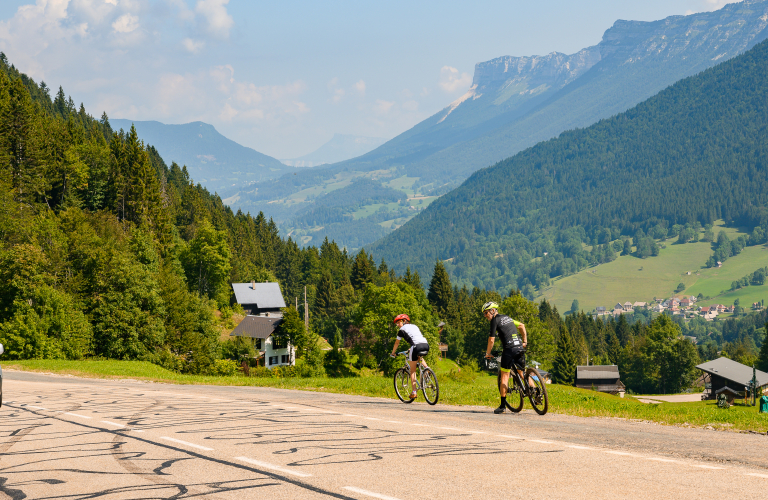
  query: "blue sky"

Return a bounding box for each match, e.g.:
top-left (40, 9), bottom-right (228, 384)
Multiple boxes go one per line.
top-left (0, 0), bottom-right (740, 158)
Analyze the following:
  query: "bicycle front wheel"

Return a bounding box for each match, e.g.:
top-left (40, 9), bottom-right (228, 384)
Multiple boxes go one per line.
top-left (526, 368), bottom-right (549, 415)
top-left (394, 368), bottom-right (414, 403)
top-left (420, 368), bottom-right (439, 405)
top-left (506, 373), bottom-right (524, 413)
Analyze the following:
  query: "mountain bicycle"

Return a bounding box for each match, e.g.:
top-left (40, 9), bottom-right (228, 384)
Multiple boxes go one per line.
top-left (485, 349), bottom-right (548, 415)
top-left (391, 350), bottom-right (439, 405)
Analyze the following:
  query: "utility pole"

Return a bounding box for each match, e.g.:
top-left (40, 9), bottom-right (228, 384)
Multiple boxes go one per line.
top-left (304, 286), bottom-right (308, 331)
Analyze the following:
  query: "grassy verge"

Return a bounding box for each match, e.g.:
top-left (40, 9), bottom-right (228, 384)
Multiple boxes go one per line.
top-left (5, 360), bottom-right (767, 433)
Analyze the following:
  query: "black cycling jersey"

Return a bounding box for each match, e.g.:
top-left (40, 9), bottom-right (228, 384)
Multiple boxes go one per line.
top-left (489, 314), bottom-right (524, 350)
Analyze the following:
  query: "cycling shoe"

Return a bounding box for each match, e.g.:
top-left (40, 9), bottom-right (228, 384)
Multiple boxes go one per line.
top-left (493, 405), bottom-right (506, 414)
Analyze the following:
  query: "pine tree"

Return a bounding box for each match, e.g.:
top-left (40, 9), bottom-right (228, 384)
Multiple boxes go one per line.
top-left (757, 322), bottom-right (768, 372)
top-left (314, 272), bottom-right (337, 317)
top-left (351, 249), bottom-right (374, 290)
top-left (427, 260), bottom-right (453, 316)
top-left (403, 266), bottom-right (422, 291)
top-left (551, 327), bottom-right (576, 385)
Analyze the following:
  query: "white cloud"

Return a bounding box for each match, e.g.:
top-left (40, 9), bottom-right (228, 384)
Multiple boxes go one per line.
top-left (182, 37), bottom-right (205, 53)
top-left (374, 99), bottom-right (394, 115)
top-left (439, 66), bottom-right (472, 93)
top-left (354, 79), bottom-right (366, 95)
top-left (195, 0), bottom-right (233, 38)
top-left (332, 88), bottom-right (345, 103)
top-left (111, 13), bottom-right (139, 33)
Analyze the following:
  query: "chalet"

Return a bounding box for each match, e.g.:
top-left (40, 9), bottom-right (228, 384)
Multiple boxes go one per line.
top-left (696, 357), bottom-right (768, 401)
top-left (623, 301), bottom-right (633, 311)
top-left (575, 365), bottom-right (626, 396)
top-left (680, 298), bottom-right (691, 308)
top-left (699, 306), bottom-right (710, 314)
top-left (595, 306), bottom-right (607, 314)
top-left (716, 304), bottom-right (727, 313)
top-left (633, 301), bottom-right (647, 309)
top-left (652, 304), bottom-right (666, 313)
top-left (231, 281), bottom-right (286, 316)
top-left (614, 303), bottom-right (624, 311)
top-left (230, 315), bottom-right (295, 368)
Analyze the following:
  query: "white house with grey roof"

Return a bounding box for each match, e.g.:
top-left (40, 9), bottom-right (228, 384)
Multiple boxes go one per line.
top-left (230, 282), bottom-right (293, 368)
top-left (231, 281), bottom-right (286, 317)
top-left (230, 315), bottom-right (294, 368)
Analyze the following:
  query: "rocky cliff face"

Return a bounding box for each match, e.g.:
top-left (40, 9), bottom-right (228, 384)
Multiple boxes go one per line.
top-left (600, 1), bottom-right (768, 63)
top-left (472, 47), bottom-right (602, 94)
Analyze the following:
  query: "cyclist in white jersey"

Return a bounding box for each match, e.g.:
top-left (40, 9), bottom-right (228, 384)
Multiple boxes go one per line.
top-left (390, 314), bottom-right (430, 400)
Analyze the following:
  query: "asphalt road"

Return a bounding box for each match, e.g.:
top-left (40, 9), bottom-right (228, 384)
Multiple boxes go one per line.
top-left (1, 370), bottom-right (767, 499)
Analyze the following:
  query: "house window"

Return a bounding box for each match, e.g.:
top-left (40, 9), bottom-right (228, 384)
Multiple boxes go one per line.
top-left (269, 356), bottom-right (278, 366)
top-left (272, 336), bottom-right (288, 349)
top-left (281, 354), bottom-right (290, 364)
top-left (253, 338), bottom-right (262, 350)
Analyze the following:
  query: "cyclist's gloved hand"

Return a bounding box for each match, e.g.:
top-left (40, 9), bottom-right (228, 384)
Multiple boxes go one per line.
top-left (390, 354), bottom-right (396, 358)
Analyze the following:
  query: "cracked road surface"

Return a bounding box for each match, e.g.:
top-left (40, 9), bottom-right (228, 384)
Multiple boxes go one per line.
top-left (1, 371), bottom-right (767, 499)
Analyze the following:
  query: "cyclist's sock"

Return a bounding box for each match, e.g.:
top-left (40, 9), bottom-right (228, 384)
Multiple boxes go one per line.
top-left (500, 396), bottom-right (506, 406)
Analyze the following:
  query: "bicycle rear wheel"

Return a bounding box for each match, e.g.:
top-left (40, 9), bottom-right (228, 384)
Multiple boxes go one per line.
top-left (420, 368), bottom-right (439, 405)
top-left (506, 373), bottom-right (524, 413)
top-left (526, 368), bottom-right (549, 415)
top-left (394, 368), bottom-right (414, 403)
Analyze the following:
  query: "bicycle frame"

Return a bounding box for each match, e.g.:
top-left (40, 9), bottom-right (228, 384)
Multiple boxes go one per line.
top-left (397, 350), bottom-right (428, 380)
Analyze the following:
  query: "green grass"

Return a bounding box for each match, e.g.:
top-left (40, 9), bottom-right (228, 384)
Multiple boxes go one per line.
top-left (538, 222), bottom-right (768, 313)
top-left (5, 360), bottom-right (768, 432)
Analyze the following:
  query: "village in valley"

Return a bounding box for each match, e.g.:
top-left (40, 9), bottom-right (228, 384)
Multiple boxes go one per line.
top-left (591, 296), bottom-right (763, 322)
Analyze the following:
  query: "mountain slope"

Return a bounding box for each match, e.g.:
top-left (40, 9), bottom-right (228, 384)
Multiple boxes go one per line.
top-left (368, 34), bottom-right (768, 293)
top-left (110, 119), bottom-right (288, 194)
top-left (229, 0), bottom-right (768, 250)
top-left (282, 134), bottom-right (387, 167)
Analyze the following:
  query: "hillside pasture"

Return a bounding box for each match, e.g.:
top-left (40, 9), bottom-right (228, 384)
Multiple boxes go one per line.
top-left (538, 223), bottom-right (768, 313)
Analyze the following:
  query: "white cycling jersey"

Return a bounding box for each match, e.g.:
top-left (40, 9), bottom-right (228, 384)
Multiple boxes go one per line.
top-left (397, 323), bottom-right (428, 346)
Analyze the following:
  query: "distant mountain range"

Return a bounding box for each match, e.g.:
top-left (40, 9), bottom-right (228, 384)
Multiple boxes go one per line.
top-left (369, 32), bottom-right (768, 292)
top-left (225, 0), bottom-right (768, 250)
top-left (281, 134), bottom-right (387, 167)
top-left (110, 120), bottom-right (289, 194)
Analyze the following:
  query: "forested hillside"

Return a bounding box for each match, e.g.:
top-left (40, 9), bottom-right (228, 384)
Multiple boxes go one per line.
top-left (370, 36), bottom-right (768, 293)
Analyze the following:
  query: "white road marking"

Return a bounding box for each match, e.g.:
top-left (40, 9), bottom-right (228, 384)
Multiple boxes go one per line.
top-left (365, 417), bottom-right (381, 421)
top-left (65, 413), bottom-right (91, 419)
top-left (101, 421), bottom-right (125, 428)
top-left (160, 436), bottom-right (214, 451)
top-left (26, 405), bottom-right (47, 410)
top-left (234, 457), bottom-right (312, 477)
top-left (497, 434), bottom-right (524, 440)
top-left (343, 414), bottom-right (360, 417)
top-left (343, 486), bottom-right (403, 500)
top-left (386, 421), bottom-right (402, 424)
top-left (694, 465), bottom-right (724, 470)
top-left (646, 457), bottom-right (678, 463)
top-left (744, 473), bottom-right (768, 479)
top-left (530, 439), bottom-right (553, 444)
top-left (606, 451), bottom-right (634, 456)
top-left (568, 445), bottom-right (594, 450)
top-left (437, 426), bottom-right (461, 431)
top-left (411, 423), bottom-right (430, 427)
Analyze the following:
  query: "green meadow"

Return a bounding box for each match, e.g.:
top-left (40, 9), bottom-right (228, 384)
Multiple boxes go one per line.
top-left (538, 223), bottom-right (768, 314)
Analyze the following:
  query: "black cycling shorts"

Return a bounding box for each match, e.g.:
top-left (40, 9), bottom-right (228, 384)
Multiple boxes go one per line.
top-left (409, 343), bottom-right (429, 361)
top-left (500, 348), bottom-right (525, 373)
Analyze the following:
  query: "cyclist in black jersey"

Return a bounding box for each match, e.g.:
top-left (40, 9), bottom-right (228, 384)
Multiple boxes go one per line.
top-left (482, 301), bottom-right (528, 414)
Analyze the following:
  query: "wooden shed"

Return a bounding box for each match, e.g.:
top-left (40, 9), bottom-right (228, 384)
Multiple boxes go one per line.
top-left (696, 357), bottom-right (768, 400)
top-left (575, 365), bottom-right (626, 396)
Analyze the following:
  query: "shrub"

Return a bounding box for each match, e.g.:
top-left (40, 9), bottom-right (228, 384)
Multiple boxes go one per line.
top-left (213, 359), bottom-right (239, 376)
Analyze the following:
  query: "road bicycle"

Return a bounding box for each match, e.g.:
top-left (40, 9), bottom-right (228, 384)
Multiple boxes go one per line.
top-left (485, 349), bottom-right (548, 415)
top-left (391, 350), bottom-right (439, 405)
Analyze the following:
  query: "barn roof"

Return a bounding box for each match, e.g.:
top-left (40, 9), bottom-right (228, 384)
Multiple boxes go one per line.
top-left (576, 365), bottom-right (621, 380)
top-left (696, 357), bottom-right (768, 387)
top-left (231, 282), bottom-right (286, 309)
top-left (230, 316), bottom-right (283, 339)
